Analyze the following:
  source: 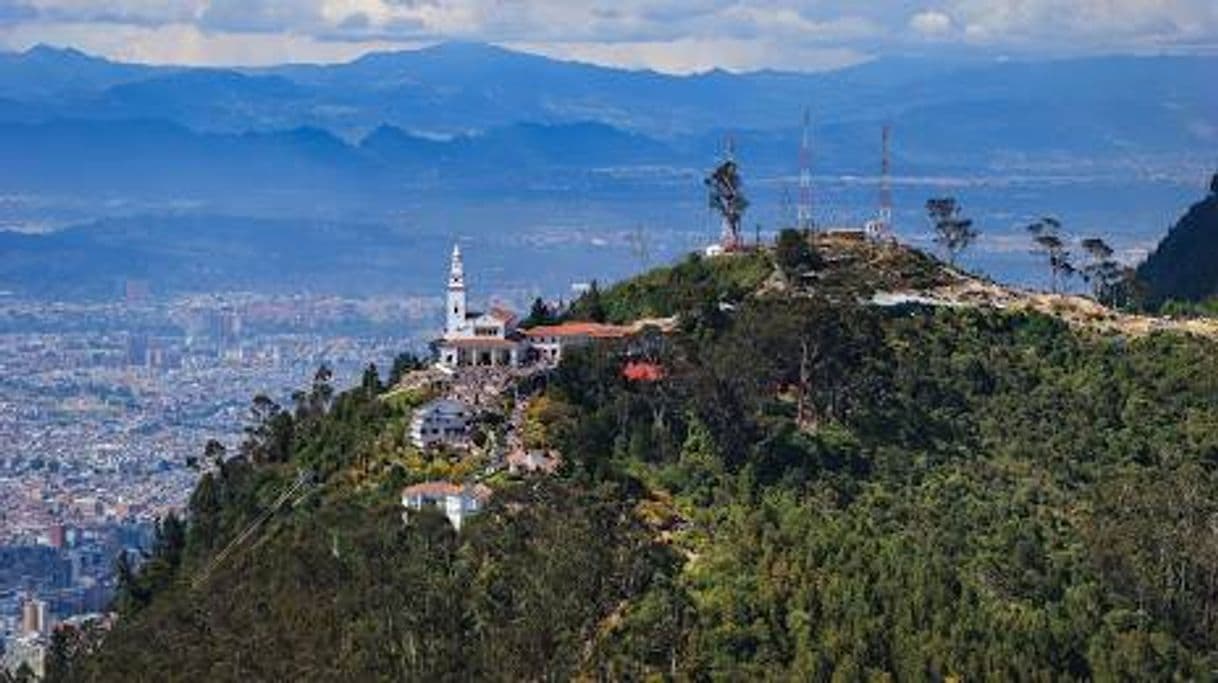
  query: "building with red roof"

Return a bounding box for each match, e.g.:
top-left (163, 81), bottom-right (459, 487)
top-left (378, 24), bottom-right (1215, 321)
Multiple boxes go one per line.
top-left (622, 361), bottom-right (665, 383)
top-left (522, 322), bottom-right (633, 363)
top-left (432, 245), bottom-right (676, 369)
top-left (401, 481), bottom-right (492, 531)
top-left (434, 245), bottom-right (529, 368)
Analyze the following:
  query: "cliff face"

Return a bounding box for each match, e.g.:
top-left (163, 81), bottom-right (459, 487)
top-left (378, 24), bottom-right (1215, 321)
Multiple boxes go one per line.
top-left (1137, 178), bottom-right (1218, 304)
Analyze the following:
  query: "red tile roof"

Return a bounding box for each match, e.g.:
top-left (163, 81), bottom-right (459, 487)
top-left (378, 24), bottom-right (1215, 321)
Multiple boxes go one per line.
top-left (402, 481), bottom-right (492, 501)
top-left (487, 306), bottom-right (517, 323)
top-left (623, 361), bottom-right (665, 382)
top-left (523, 322), bottom-right (633, 339)
top-left (402, 481), bottom-right (460, 497)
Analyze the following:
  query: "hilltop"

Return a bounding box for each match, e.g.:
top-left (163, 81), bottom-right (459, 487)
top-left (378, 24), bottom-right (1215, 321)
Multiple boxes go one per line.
top-left (48, 236), bottom-right (1218, 680)
top-left (581, 232), bottom-right (1218, 340)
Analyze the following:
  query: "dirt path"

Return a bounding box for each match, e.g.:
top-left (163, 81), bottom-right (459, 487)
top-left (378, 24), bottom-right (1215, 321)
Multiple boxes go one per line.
top-left (874, 274), bottom-right (1218, 341)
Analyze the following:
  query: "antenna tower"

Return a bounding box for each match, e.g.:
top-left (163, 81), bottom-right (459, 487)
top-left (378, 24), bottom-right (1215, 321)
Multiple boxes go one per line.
top-left (877, 124), bottom-right (893, 239)
top-left (797, 108), bottom-right (814, 232)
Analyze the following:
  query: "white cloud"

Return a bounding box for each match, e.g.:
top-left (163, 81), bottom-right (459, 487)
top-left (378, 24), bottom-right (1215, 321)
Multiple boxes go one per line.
top-left (948, 0), bottom-right (1218, 49)
top-left (14, 0), bottom-right (204, 26)
top-left (514, 38), bottom-right (870, 74)
top-left (909, 10), bottom-right (953, 37)
top-left (0, 20), bottom-right (406, 65)
top-left (0, 0), bottom-right (1214, 69)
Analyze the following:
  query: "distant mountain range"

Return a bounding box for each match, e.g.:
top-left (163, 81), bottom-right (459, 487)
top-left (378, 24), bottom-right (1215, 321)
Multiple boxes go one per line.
top-left (0, 42), bottom-right (1214, 300)
top-left (0, 43), bottom-right (1212, 205)
top-left (0, 42), bottom-right (1213, 157)
top-left (0, 117), bottom-right (679, 205)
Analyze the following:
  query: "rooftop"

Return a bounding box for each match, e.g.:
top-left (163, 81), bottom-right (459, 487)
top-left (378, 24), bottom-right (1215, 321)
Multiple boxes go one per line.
top-left (486, 306), bottom-right (517, 323)
top-left (438, 336), bottom-right (525, 349)
top-left (402, 481), bottom-right (492, 501)
top-left (523, 322), bottom-right (634, 339)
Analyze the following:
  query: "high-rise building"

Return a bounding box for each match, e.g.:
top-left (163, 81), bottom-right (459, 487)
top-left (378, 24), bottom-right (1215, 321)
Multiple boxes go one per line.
top-left (21, 597), bottom-right (47, 636)
top-left (47, 524), bottom-right (65, 549)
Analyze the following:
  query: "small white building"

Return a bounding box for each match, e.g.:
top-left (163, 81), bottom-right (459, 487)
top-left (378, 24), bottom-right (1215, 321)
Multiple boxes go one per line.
top-left (401, 481), bottom-right (492, 531)
top-left (2, 635), bottom-right (46, 679)
top-left (409, 398), bottom-right (473, 449)
top-left (506, 449), bottom-right (561, 476)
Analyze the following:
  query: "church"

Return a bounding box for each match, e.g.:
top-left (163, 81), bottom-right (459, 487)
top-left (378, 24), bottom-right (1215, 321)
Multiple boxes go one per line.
top-left (434, 245), bottom-right (529, 368)
top-left (433, 244), bottom-right (651, 369)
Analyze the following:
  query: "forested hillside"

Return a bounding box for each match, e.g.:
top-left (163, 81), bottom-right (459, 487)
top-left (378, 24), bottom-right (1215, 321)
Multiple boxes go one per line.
top-left (40, 239), bottom-right (1218, 680)
top-left (1138, 174), bottom-right (1218, 305)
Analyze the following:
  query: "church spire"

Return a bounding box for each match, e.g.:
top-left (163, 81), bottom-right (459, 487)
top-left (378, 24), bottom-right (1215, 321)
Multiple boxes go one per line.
top-left (449, 244), bottom-right (465, 290)
top-left (446, 243), bottom-right (467, 337)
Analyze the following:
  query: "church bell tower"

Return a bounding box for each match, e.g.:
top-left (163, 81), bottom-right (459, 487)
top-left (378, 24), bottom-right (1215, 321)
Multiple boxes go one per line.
top-left (446, 244), bottom-right (467, 336)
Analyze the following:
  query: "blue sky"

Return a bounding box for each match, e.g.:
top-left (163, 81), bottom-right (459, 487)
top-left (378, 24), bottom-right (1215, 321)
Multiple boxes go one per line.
top-left (0, 0), bottom-right (1215, 72)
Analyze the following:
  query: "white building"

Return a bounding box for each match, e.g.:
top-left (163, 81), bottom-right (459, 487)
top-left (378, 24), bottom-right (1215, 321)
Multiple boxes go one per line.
top-left (401, 482), bottom-right (492, 531)
top-left (2, 636), bottom-right (46, 679)
top-left (506, 449), bottom-right (561, 476)
top-left (435, 245), bottom-right (528, 368)
top-left (524, 322), bottom-right (633, 364)
top-left (430, 244), bottom-right (670, 369)
top-left (409, 398), bottom-right (473, 449)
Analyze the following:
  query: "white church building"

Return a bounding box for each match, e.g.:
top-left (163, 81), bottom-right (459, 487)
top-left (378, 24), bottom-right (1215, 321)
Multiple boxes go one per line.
top-left (434, 245), bottom-right (529, 368)
top-left (432, 244), bottom-right (658, 370)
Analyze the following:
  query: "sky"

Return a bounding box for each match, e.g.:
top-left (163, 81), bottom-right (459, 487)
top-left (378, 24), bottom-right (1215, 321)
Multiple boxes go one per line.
top-left (0, 0), bottom-right (1215, 73)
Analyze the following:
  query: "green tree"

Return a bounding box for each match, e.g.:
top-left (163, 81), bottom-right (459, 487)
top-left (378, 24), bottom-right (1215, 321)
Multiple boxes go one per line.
top-left (309, 364), bottom-right (335, 415)
top-left (1027, 217), bottom-right (1075, 293)
top-left (582, 281), bottom-right (607, 323)
top-left (388, 351), bottom-right (425, 386)
top-left (241, 394), bottom-right (294, 463)
top-left (112, 550), bottom-right (144, 616)
top-left (360, 363), bottom-right (382, 398)
top-left (523, 297), bottom-right (555, 327)
top-left (45, 621), bottom-right (103, 682)
top-left (1080, 237), bottom-right (1124, 306)
top-left (204, 439), bottom-right (226, 469)
top-left (775, 228), bottom-right (819, 280)
top-left (9, 664), bottom-right (35, 683)
top-left (706, 159), bottom-right (749, 249)
top-left (676, 413), bottom-right (725, 505)
top-left (926, 197), bottom-right (977, 266)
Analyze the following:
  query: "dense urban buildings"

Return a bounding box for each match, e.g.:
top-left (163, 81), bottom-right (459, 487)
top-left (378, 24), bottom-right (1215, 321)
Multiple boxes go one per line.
top-left (0, 290), bottom-right (436, 671)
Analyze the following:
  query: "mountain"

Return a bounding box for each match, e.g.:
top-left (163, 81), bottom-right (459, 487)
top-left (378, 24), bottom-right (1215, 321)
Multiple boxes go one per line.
top-left (257, 41), bottom-right (828, 136)
top-left (362, 121), bottom-right (673, 169)
top-left (0, 119), bottom-right (371, 197)
top-left (0, 42), bottom-right (1213, 155)
top-left (0, 117), bottom-right (681, 198)
top-left (0, 45), bottom-right (164, 100)
top-left (52, 238), bottom-right (1218, 679)
top-left (80, 70), bottom-right (314, 131)
top-left (1136, 174), bottom-right (1218, 304)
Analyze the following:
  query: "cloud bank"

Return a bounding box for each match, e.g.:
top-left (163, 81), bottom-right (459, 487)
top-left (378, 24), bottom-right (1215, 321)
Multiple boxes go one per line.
top-left (0, 0), bottom-right (1214, 71)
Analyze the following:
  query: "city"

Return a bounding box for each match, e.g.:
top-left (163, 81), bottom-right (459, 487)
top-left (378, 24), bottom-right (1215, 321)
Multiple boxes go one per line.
top-left (0, 289), bottom-right (437, 670)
